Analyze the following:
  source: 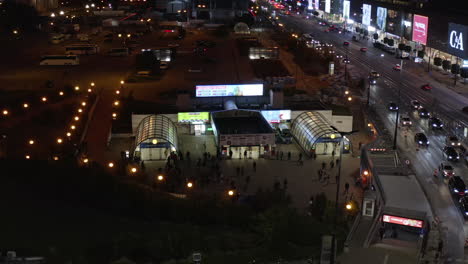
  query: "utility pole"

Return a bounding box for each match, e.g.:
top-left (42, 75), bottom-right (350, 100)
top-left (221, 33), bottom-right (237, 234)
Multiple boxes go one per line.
top-left (367, 79), bottom-right (371, 106)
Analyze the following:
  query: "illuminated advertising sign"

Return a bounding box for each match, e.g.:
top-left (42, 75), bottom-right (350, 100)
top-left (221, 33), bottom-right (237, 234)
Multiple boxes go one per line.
top-left (343, 1), bottom-right (350, 19)
top-left (383, 214), bottom-right (423, 228)
top-left (376, 7), bottom-right (387, 31)
top-left (195, 84), bottom-right (263, 97)
top-left (314, 0), bottom-right (319, 10)
top-left (448, 23), bottom-right (468, 59)
top-left (308, 0), bottom-right (313, 10)
top-left (325, 0), bottom-right (330, 13)
top-left (412, 15), bottom-right (428, 45)
top-left (178, 112), bottom-right (210, 123)
top-left (362, 4), bottom-right (371, 26)
top-left (261, 110), bottom-right (291, 123)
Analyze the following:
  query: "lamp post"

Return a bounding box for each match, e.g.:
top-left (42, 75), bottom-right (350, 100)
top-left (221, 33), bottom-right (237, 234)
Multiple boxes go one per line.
top-left (329, 128), bottom-right (358, 264)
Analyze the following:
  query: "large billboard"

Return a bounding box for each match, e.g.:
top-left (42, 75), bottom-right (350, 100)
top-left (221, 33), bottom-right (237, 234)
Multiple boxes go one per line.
top-left (178, 112), bottom-right (209, 123)
top-left (261, 110), bottom-right (291, 123)
top-left (325, 0), bottom-right (330, 13)
top-left (314, 0), bottom-right (319, 10)
top-left (195, 84), bottom-right (263, 97)
top-left (412, 15), bottom-right (428, 45)
top-left (219, 133), bottom-right (275, 146)
top-left (376, 7), bottom-right (387, 31)
top-left (448, 23), bottom-right (468, 59)
top-left (362, 4), bottom-right (372, 26)
top-left (343, 1), bottom-right (350, 19)
top-left (383, 214), bottom-right (423, 228)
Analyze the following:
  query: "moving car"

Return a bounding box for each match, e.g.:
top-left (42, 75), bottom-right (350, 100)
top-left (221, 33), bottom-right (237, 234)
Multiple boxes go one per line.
top-left (160, 61), bottom-right (169, 70)
top-left (369, 71), bottom-right (380, 78)
top-left (421, 84), bottom-right (432, 91)
top-left (393, 64), bottom-right (401, 71)
top-left (360, 47), bottom-right (367, 52)
top-left (448, 176), bottom-right (467, 196)
top-left (342, 58), bottom-right (350, 64)
top-left (446, 135), bottom-right (461, 147)
top-left (428, 117), bottom-right (443, 129)
top-left (443, 146), bottom-right (460, 161)
top-left (418, 108), bottom-right (430, 118)
top-left (414, 133), bottom-right (429, 146)
top-left (401, 116), bottom-right (412, 126)
top-left (458, 196), bottom-right (468, 218)
top-left (369, 78), bottom-right (377, 85)
top-left (343, 41), bottom-right (350, 46)
top-left (439, 163), bottom-right (454, 178)
top-left (388, 102), bottom-right (399, 111)
top-left (411, 100), bottom-right (422, 110)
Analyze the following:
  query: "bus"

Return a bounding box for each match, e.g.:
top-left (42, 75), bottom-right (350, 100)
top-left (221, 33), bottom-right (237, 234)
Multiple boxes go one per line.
top-left (65, 44), bottom-right (99, 55)
top-left (40, 55), bottom-right (79, 66)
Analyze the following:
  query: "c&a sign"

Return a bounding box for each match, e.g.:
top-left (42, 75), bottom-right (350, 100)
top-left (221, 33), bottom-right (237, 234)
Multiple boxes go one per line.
top-left (448, 23), bottom-right (468, 59)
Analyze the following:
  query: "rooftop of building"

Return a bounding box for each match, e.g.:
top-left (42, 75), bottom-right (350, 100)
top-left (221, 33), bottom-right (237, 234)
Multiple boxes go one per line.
top-left (212, 110), bottom-right (274, 134)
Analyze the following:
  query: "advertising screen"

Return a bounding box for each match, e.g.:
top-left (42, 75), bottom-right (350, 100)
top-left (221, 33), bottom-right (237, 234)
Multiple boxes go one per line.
top-left (314, 0), bottom-right (319, 10)
top-left (178, 112), bottom-right (210, 123)
top-left (362, 4), bottom-right (371, 26)
top-left (412, 15), bottom-right (428, 45)
top-left (195, 84), bottom-right (263, 97)
top-left (383, 214), bottom-right (423, 228)
top-left (325, 0), bottom-right (330, 13)
top-left (308, 0), bottom-right (313, 10)
top-left (261, 110), bottom-right (291, 123)
top-left (448, 23), bottom-right (468, 59)
top-left (343, 1), bottom-right (350, 19)
top-left (376, 7), bottom-right (387, 31)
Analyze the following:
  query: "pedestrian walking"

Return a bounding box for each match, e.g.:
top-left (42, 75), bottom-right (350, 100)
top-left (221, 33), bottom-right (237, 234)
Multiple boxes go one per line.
top-left (332, 150), bottom-right (335, 157)
top-left (299, 153), bottom-right (303, 161)
top-left (245, 175), bottom-right (250, 184)
top-left (196, 158), bottom-right (201, 167)
top-left (318, 169), bottom-right (323, 181)
top-left (186, 151), bottom-right (190, 160)
top-left (280, 151), bottom-right (283, 160)
top-left (313, 153), bottom-right (317, 160)
top-left (253, 161), bottom-right (256, 172)
top-left (330, 160), bottom-right (334, 168)
top-left (229, 150), bottom-right (233, 159)
top-left (379, 226), bottom-right (385, 240)
top-left (276, 151), bottom-right (279, 160)
top-left (283, 178), bottom-right (288, 189)
top-left (244, 150), bottom-right (247, 159)
top-left (336, 158), bottom-right (340, 166)
top-left (322, 162), bottom-right (326, 170)
top-left (287, 151), bottom-right (291, 160)
top-left (344, 182), bottom-right (350, 195)
top-left (241, 166), bottom-right (244, 176)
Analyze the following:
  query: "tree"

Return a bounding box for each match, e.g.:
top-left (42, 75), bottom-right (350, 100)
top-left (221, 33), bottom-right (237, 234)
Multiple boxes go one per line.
top-left (434, 57), bottom-right (442, 67)
top-left (442, 60), bottom-right (451, 71)
top-left (451, 64), bottom-right (460, 75)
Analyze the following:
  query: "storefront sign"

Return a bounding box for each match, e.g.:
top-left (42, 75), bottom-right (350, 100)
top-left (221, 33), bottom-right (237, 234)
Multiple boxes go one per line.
top-left (196, 84), bottom-right (263, 97)
top-left (325, 0), bottom-right (330, 13)
top-left (362, 4), bottom-right (372, 26)
top-left (376, 7), bottom-right (387, 31)
top-left (448, 23), bottom-right (468, 59)
top-left (178, 112), bottom-right (210, 123)
top-left (412, 15), bottom-right (428, 45)
top-left (261, 110), bottom-right (291, 123)
top-left (383, 214), bottom-right (423, 228)
top-left (343, 1), bottom-right (350, 19)
top-left (220, 133), bottom-right (275, 146)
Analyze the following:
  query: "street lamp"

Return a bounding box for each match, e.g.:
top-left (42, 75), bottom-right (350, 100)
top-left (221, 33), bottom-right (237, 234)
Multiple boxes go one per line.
top-left (130, 167), bottom-right (137, 173)
top-left (70, 125), bottom-right (76, 130)
top-left (28, 139), bottom-right (35, 145)
top-left (74, 116), bottom-right (80, 121)
top-left (23, 103), bottom-right (29, 108)
top-left (25, 155), bottom-right (30, 159)
top-left (81, 102), bottom-right (86, 106)
top-left (228, 190), bottom-right (235, 196)
top-left (157, 175), bottom-right (164, 181)
top-left (57, 138), bottom-right (63, 144)
top-left (2, 109), bottom-right (8, 115)
top-left (75, 86), bottom-right (80, 91)
top-left (59, 91), bottom-right (64, 96)
top-left (187, 182), bottom-right (193, 188)
top-left (114, 101), bottom-right (120, 106)
top-left (41, 97), bottom-right (47, 102)
top-left (108, 162), bottom-right (114, 168)
top-left (66, 132), bottom-right (72, 137)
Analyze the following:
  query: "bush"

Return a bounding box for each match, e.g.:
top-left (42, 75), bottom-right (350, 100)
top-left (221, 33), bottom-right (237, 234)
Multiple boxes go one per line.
top-left (442, 60), bottom-right (451, 71)
top-left (434, 57), bottom-right (442, 66)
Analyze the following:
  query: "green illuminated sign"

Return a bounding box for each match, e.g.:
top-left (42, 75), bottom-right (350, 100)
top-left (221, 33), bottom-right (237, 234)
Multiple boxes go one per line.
top-left (178, 112), bottom-right (210, 123)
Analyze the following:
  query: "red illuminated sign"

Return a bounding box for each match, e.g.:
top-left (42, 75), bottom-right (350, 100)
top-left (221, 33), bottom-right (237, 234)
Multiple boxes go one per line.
top-left (412, 15), bottom-right (429, 45)
top-left (383, 214), bottom-right (423, 228)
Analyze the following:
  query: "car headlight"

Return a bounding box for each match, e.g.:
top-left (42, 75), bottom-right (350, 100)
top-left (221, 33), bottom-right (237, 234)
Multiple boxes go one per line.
top-left (427, 141), bottom-right (430, 144)
top-left (452, 143), bottom-right (455, 145)
top-left (454, 188), bottom-right (459, 193)
top-left (441, 124), bottom-right (444, 127)
top-left (449, 156), bottom-right (453, 159)
top-left (465, 190), bottom-right (468, 193)
top-left (433, 124), bottom-right (437, 127)
top-left (465, 212), bottom-right (468, 216)
top-left (419, 141), bottom-right (422, 144)
top-left (458, 143), bottom-right (461, 146)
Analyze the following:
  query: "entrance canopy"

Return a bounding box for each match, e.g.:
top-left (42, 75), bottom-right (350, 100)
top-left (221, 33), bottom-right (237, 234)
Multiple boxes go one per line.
top-left (134, 115), bottom-right (178, 153)
top-left (291, 111), bottom-right (341, 153)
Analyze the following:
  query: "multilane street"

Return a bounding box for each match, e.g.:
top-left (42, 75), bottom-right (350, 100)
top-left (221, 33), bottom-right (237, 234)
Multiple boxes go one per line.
top-left (276, 13), bottom-right (468, 260)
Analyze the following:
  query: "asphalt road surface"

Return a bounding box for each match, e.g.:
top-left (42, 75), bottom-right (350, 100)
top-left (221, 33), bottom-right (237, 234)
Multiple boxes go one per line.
top-left (276, 13), bottom-right (468, 260)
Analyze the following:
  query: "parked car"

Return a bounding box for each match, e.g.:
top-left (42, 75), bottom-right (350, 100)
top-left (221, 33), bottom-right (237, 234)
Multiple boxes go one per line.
top-left (439, 163), bottom-right (454, 178)
top-left (448, 176), bottom-right (467, 197)
top-left (414, 133), bottom-right (429, 146)
top-left (421, 84), bottom-right (432, 91)
top-left (428, 117), bottom-right (443, 129)
top-left (343, 41), bottom-right (350, 46)
top-left (443, 146), bottom-right (460, 161)
top-left (393, 64), bottom-right (401, 71)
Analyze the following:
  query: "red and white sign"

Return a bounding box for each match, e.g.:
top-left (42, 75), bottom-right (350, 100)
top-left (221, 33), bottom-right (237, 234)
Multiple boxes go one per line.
top-left (412, 15), bottom-right (429, 45)
top-left (383, 214), bottom-right (423, 228)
